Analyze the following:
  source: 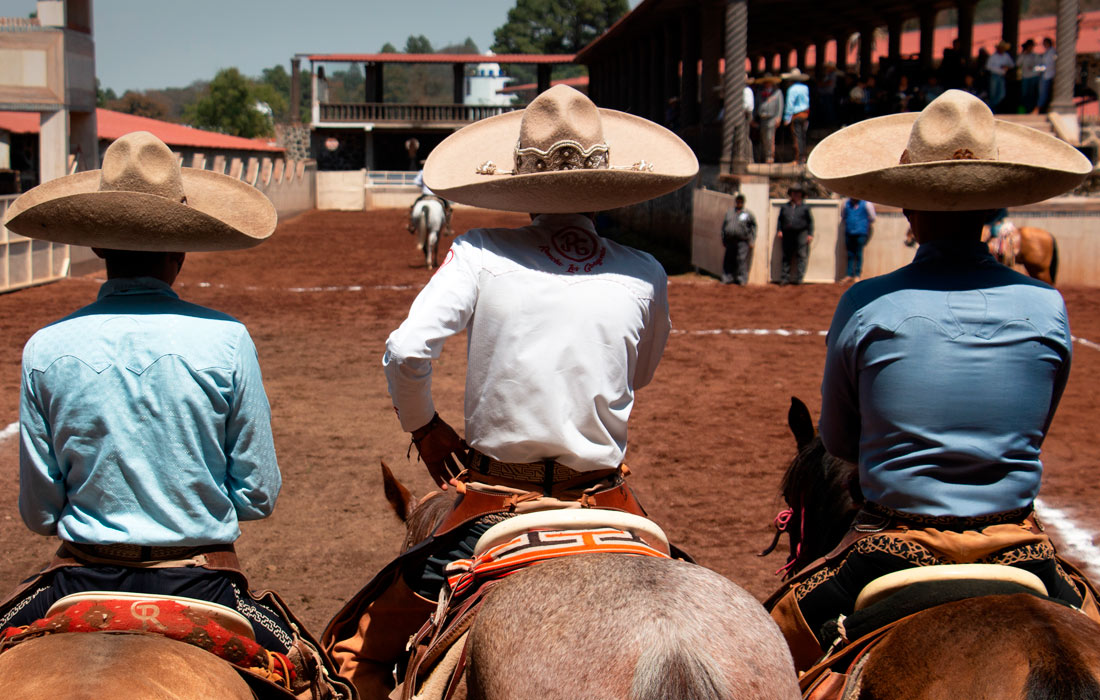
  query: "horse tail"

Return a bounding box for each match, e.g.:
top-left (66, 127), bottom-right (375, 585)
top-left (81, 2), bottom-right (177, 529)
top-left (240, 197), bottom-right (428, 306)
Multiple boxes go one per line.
top-left (1049, 235), bottom-right (1059, 285)
top-left (629, 640), bottom-right (730, 700)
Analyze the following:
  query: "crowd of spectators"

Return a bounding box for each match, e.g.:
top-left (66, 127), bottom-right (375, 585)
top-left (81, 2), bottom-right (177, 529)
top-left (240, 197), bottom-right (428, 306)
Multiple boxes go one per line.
top-left (746, 36), bottom-right (1062, 163)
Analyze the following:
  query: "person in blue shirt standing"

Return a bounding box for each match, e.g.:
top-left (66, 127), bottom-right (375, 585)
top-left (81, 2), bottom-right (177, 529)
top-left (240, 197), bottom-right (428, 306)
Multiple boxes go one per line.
top-left (782, 70), bottom-right (811, 164)
top-left (839, 197), bottom-right (876, 283)
top-left (767, 90), bottom-right (1099, 671)
top-left (0, 132), bottom-right (349, 698)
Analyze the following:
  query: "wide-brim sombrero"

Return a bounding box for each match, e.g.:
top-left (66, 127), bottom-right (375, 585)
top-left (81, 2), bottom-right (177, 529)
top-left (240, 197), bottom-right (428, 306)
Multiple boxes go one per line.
top-left (3, 132), bottom-right (276, 251)
top-left (807, 90), bottom-right (1092, 210)
top-left (424, 86), bottom-right (698, 213)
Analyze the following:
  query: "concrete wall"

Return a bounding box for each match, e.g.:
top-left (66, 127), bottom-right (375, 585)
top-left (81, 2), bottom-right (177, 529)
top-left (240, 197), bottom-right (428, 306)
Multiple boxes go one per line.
top-left (317, 169), bottom-right (366, 210)
top-left (694, 194), bottom-right (1100, 287)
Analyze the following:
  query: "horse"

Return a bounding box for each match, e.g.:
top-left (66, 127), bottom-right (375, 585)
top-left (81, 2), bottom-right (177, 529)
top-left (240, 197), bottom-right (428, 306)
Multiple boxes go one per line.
top-left (904, 226), bottom-right (1060, 284)
top-left (380, 463), bottom-right (801, 700)
top-left (982, 224), bottom-right (1060, 284)
top-left (410, 197), bottom-right (446, 270)
top-left (0, 632), bottom-right (255, 699)
top-left (769, 397), bottom-right (1100, 699)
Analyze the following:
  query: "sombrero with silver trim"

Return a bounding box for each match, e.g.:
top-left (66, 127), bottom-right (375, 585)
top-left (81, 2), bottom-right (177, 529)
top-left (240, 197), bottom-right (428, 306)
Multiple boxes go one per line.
top-left (3, 131), bottom-right (276, 251)
top-left (807, 89), bottom-right (1091, 210)
top-left (423, 85), bottom-right (698, 213)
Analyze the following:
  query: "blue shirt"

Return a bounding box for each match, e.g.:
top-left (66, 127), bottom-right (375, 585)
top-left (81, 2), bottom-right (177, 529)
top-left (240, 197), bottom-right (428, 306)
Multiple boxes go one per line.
top-left (20, 278), bottom-right (280, 546)
top-left (842, 199), bottom-right (874, 236)
top-left (820, 240), bottom-right (1071, 517)
top-left (783, 83), bottom-right (810, 123)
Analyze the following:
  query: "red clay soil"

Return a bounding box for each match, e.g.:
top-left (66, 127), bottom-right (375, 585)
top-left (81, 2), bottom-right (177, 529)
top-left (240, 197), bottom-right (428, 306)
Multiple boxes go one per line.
top-left (1, 207), bottom-right (1099, 635)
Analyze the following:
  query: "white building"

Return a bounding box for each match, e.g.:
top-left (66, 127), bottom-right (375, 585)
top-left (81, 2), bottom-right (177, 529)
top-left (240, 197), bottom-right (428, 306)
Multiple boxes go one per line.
top-left (464, 53), bottom-right (516, 106)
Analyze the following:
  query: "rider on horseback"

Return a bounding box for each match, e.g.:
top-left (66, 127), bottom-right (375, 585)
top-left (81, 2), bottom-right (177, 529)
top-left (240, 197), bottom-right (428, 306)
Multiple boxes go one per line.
top-left (0, 132), bottom-right (349, 699)
top-left (325, 85), bottom-right (698, 699)
top-left (407, 169), bottom-right (453, 236)
top-left (768, 90), bottom-right (1098, 672)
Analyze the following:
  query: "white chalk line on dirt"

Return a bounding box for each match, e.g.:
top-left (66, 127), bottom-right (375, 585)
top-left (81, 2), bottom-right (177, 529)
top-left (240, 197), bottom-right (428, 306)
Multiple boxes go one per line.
top-left (1034, 499), bottom-right (1100, 576)
top-left (0, 422), bottom-right (17, 447)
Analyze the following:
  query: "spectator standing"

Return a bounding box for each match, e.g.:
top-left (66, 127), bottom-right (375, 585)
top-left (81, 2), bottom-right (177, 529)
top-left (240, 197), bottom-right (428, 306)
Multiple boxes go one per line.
top-left (721, 193), bottom-right (757, 285)
top-left (1019, 39), bottom-right (1043, 113)
top-left (743, 82), bottom-right (755, 162)
top-left (985, 41), bottom-right (1015, 112)
top-left (840, 197), bottom-right (876, 283)
top-left (1037, 37), bottom-right (1056, 112)
top-left (776, 183), bottom-right (814, 285)
top-left (757, 75), bottom-right (784, 164)
top-left (782, 70), bottom-right (811, 164)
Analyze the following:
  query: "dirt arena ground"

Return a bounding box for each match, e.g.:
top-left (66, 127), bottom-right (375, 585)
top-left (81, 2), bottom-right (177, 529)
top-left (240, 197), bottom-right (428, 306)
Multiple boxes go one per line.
top-left (1, 207), bottom-right (1099, 635)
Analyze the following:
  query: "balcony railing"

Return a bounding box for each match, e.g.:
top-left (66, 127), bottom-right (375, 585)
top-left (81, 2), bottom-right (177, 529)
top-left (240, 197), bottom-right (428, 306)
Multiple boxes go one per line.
top-left (319, 102), bottom-right (520, 124)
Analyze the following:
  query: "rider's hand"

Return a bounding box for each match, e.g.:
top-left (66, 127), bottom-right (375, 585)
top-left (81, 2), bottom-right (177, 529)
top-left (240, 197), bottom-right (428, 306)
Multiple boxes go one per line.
top-left (411, 414), bottom-right (467, 489)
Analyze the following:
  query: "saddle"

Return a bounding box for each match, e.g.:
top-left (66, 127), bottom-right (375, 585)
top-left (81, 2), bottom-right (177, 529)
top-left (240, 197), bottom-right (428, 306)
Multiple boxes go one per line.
top-left (800, 565), bottom-right (1055, 699)
top-left (399, 510), bottom-right (672, 700)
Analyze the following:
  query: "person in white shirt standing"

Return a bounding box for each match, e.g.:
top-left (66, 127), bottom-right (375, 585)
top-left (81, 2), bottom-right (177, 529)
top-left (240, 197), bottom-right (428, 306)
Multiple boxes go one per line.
top-left (985, 41), bottom-right (1015, 112)
top-left (1018, 39), bottom-right (1043, 113)
top-left (326, 85), bottom-right (698, 700)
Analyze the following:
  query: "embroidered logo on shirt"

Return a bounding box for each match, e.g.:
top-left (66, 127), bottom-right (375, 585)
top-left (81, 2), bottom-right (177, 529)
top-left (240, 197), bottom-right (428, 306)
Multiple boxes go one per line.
top-left (540, 227), bottom-right (607, 274)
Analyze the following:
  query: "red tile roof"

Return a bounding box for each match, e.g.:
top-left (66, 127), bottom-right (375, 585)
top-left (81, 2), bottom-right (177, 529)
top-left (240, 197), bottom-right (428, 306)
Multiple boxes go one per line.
top-left (305, 53), bottom-right (574, 64)
top-left (0, 109), bottom-right (283, 153)
top-left (499, 75), bottom-right (589, 94)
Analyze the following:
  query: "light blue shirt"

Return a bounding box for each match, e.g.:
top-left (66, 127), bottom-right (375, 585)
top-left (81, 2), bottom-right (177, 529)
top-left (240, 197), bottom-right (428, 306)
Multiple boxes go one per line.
top-left (783, 82), bottom-right (810, 124)
top-left (20, 278), bottom-right (280, 546)
top-left (821, 240), bottom-right (1071, 517)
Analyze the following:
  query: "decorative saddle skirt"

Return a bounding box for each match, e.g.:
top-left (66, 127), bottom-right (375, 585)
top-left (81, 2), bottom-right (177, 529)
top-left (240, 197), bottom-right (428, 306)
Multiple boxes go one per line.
top-left (402, 510), bottom-right (671, 700)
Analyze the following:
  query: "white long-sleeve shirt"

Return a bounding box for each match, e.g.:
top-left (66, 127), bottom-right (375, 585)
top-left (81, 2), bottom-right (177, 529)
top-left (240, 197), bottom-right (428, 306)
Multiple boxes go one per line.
top-left (383, 213), bottom-right (670, 471)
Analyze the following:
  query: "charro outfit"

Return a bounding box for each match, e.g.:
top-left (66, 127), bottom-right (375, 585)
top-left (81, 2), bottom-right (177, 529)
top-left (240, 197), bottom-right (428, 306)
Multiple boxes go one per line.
top-left (9, 277), bottom-right (293, 651)
top-left (323, 85), bottom-right (695, 700)
top-left (0, 131), bottom-right (352, 700)
top-left (782, 78), bottom-right (811, 163)
top-left (777, 197), bottom-right (814, 284)
top-left (770, 90), bottom-right (1097, 673)
top-left (721, 204), bottom-right (757, 285)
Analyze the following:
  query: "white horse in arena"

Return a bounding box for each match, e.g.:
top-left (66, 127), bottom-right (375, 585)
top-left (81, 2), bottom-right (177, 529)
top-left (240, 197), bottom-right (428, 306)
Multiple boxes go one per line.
top-left (410, 197), bottom-right (445, 269)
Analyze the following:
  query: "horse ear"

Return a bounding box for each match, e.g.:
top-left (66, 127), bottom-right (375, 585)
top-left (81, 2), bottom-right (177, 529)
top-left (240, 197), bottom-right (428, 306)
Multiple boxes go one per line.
top-left (788, 397), bottom-right (816, 449)
top-left (381, 460), bottom-right (414, 523)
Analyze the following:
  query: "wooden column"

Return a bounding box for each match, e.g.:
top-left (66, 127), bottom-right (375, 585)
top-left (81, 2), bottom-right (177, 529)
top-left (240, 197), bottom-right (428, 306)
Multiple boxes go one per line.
top-left (537, 64), bottom-right (551, 94)
top-left (1002, 0), bottom-right (1021, 57)
top-left (1051, 0), bottom-right (1079, 114)
top-left (665, 21), bottom-right (681, 123)
top-left (815, 38), bottom-right (828, 78)
top-left (835, 34), bottom-right (849, 73)
top-left (700, 1), bottom-right (723, 123)
top-left (722, 0), bottom-right (749, 171)
top-left (887, 17), bottom-right (903, 60)
top-left (957, 0), bottom-right (976, 62)
top-left (859, 25), bottom-right (875, 78)
top-left (452, 63), bottom-right (464, 104)
top-left (681, 9), bottom-right (701, 127)
top-left (919, 5), bottom-right (937, 71)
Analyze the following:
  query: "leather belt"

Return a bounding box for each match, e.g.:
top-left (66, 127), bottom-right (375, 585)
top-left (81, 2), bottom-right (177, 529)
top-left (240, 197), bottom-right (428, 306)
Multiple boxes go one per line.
top-left (465, 450), bottom-right (618, 495)
top-left (66, 542), bottom-right (224, 563)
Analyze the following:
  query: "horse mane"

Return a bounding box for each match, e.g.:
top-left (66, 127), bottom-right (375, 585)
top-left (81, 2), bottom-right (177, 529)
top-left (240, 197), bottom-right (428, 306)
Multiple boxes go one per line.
top-left (402, 490), bottom-right (456, 553)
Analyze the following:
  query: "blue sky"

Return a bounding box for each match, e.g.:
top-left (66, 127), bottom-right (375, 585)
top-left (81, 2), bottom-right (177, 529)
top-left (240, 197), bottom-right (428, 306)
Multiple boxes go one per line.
top-left (0, 0), bottom-right (642, 92)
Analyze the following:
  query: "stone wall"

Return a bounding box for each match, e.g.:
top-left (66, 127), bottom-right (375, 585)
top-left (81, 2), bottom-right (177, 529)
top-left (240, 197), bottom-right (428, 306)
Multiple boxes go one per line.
top-left (276, 124), bottom-right (312, 162)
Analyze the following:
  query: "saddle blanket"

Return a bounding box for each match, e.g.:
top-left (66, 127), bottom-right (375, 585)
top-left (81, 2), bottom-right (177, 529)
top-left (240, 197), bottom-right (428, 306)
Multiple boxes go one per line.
top-left (0, 597), bottom-right (295, 687)
top-left (444, 527), bottom-right (669, 600)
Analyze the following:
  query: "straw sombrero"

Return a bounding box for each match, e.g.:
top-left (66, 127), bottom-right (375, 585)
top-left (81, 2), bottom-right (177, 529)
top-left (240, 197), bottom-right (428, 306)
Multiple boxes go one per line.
top-left (3, 131), bottom-right (276, 251)
top-left (423, 85), bottom-right (698, 213)
top-left (781, 70), bottom-right (810, 82)
top-left (807, 89), bottom-right (1091, 210)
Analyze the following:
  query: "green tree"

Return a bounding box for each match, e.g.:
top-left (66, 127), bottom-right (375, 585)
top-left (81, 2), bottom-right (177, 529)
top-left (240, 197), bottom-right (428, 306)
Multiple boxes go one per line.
top-left (96, 79), bottom-right (117, 107)
top-left (106, 90), bottom-right (170, 120)
top-left (183, 68), bottom-right (272, 138)
top-left (492, 0), bottom-right (627, 54)
top-left (405, 35), bottom-right (434, 54)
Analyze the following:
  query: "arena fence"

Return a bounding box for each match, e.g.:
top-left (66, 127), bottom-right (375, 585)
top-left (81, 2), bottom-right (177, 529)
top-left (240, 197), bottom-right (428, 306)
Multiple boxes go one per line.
top-left (694, 189), bottom-right (1100, 287)
top-left (0, 195), bottom-right (71, 294)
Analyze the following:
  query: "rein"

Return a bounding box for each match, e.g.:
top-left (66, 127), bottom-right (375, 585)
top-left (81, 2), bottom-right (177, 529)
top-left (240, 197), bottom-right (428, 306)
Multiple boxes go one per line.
top-left (760, 505), bottom-right (806, 578)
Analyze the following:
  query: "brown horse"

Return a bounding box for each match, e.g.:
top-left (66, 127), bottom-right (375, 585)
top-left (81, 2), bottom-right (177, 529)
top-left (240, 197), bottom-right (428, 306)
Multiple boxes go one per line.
top-left (381, 463), bottom-right (801, 700)
top-left (0, 632), bottom-right (256, 699)
top-left (983, 224), bottom-right (1060, 284)
top-left (770, 397), bottom-right (1100, 699)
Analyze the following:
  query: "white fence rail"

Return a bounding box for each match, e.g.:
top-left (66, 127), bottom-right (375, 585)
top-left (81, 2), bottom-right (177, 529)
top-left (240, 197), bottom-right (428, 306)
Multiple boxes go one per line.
top-left (0, 195), bottom-right (71, 294)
